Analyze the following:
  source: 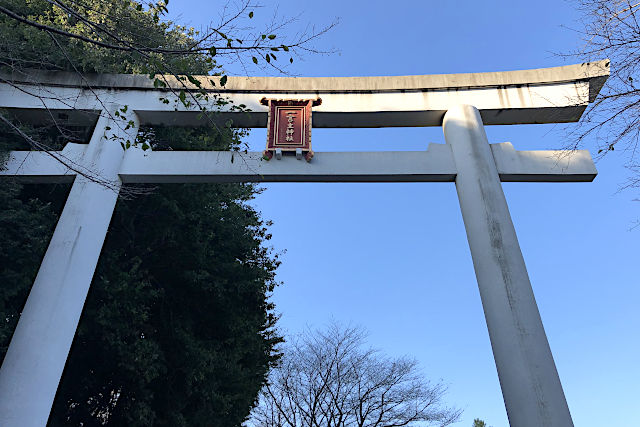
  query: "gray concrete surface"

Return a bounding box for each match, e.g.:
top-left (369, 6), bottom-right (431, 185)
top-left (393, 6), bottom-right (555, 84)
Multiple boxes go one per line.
top-left (0, 61), bottom-right (609, 127)
top-left (444, 105), bottom-right (574, 427)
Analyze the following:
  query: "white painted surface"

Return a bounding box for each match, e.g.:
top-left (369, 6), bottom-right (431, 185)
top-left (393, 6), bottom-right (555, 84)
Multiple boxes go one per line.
top-left (2, 143), bottom-right (87, 183)
top-left (118, 143), bottom-right (456, 182)
top-left (1, 143), bottom-right (596, 183)
top-left (0, 81), bottom-right (590, 127)
top-left (0, 61), bottom-right (609, 127)
top-left (0, 107), bottom-right (138, 427)
top-left (3, 61), bottom-right (608, 92)
top-left (444, 105), bottom-right (573, 427)
top-left (490, 142), bottom-right (597, 182)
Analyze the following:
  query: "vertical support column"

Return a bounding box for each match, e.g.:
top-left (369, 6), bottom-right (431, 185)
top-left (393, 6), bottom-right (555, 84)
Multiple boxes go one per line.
top-left (443, 105), bottom-right (573, 427)
top-left (0, 106), bottom-right (138, 427)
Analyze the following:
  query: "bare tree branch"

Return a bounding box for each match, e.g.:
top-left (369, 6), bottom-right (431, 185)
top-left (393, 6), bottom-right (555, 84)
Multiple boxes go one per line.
top-left (0, 0), bottom-right (337, 195)
top-left (559, 0), bottom-right (640, 201)
top-left (247, 323), bottom-right (461, 427)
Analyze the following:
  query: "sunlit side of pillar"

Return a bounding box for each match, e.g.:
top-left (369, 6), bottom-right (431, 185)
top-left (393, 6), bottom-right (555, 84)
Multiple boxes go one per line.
top-left (443, 104), bottom-right (573, 427)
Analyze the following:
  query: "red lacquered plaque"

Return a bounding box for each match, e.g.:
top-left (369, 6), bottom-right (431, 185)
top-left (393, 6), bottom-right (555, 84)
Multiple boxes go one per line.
top-left (262, 98), bottom-right (320, 161)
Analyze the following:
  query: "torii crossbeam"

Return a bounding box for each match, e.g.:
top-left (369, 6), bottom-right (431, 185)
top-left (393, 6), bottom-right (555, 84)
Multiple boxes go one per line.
top-left (0, 61), bottom-right (609, 427)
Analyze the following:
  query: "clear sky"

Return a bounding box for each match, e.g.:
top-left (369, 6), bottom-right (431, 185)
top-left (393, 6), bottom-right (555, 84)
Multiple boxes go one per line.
top-left (168, 2), bottom-right (640, 426)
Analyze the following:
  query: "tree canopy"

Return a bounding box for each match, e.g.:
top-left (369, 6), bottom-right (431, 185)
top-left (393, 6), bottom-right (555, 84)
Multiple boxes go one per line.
top-left (250, 324), bottom-right (461, 427)
top-left (0, 0), bottom-right (311, 425)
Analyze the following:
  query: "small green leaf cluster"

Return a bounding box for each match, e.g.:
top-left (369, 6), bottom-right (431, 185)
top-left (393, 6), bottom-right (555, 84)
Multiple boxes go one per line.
top-left (0, 1), bottom-right (283, 425)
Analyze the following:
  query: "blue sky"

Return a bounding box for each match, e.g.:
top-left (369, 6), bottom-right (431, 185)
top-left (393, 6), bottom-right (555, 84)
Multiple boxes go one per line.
top-left (167, 2), bottom-right (640, 426)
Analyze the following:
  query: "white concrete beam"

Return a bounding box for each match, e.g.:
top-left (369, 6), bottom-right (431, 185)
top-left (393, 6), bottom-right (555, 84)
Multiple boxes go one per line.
top-left (1, 143), bottom-right (86, 183)
top-left (0, 81), bottom-right (591, 127)
top-left (491, 142), bottom-right (597, 182)
top-left (1, 143), bottom-right (597, 183)
top-left (117, 144), bottom-right (457, 183)
top-left (0, 61), bottom-right (609, 127)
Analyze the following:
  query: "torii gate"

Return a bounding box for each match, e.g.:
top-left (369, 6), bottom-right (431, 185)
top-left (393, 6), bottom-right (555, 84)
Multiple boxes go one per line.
top-left (0, 61), bottom-right (609, 427)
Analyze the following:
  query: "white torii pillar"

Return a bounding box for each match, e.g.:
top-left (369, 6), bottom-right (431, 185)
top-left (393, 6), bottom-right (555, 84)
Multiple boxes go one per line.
top-left (444, 105), bottom-right (573, 427)
top-left (0, 107), bottom-right (138, 426)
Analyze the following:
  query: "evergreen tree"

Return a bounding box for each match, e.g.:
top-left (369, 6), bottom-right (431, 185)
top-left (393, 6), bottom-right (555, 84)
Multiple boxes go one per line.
top-left (0, 1), bottom-right (284, 425)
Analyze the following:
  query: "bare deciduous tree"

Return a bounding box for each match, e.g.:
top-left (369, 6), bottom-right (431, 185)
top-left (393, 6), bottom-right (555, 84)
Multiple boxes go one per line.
top-left (249, 324), bottom-right (461, 427)
top-left (568, 0), bottom-right (640, 198)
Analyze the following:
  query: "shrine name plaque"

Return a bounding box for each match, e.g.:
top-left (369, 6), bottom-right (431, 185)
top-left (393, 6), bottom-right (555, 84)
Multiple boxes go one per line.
top-left (262, 98), bottom-right (321, 162)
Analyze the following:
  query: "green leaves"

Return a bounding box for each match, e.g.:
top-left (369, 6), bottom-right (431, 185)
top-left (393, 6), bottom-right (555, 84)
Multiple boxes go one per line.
top-left (153, 78), bottom-right (167, 88)
top-left (2, 124), bottom-right (283, 427)
top-left (0, 1), bottom-right (293, 422)
top-left (187, 74), bottom-right (201, 88)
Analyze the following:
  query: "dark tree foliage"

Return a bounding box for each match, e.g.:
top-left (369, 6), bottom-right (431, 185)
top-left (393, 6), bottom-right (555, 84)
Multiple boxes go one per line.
top-left (0, 180), bottom-right (62, 351)
top-left (0, 0), bottom-right (217, 75)
top-left (0, 1), bottom-right (282, 425)
top-left (46, 127), bottom-right (282, 427)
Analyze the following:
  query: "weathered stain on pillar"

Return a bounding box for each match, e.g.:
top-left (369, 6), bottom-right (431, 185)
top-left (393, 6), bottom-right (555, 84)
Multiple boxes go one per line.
top-left (444, 104), bottom-right (573, 427)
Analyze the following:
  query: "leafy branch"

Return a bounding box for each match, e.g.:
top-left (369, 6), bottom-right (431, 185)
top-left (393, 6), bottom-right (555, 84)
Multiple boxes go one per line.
top-left (0, 0), bottom-right (336, 191)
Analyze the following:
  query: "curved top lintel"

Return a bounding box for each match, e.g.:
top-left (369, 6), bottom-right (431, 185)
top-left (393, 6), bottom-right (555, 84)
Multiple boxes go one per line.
top-left (0, 61), bottom-right (610, 127)
top-left (3, 61), bottom-right (609, 97)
